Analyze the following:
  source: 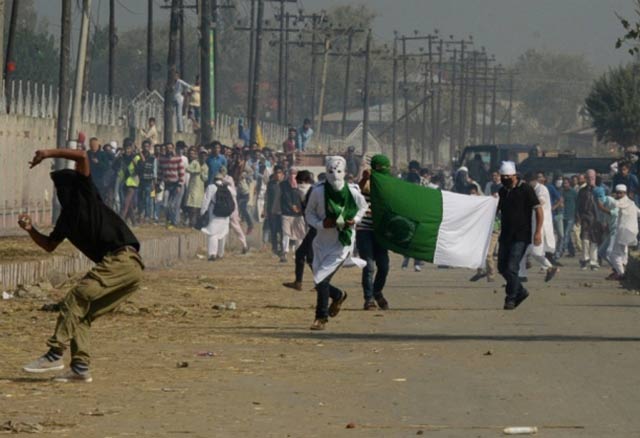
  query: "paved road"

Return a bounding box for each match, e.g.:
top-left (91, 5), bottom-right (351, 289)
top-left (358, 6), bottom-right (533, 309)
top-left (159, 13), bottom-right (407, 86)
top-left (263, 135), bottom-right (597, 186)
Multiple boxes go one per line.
top-left (1, 252), bottom-right (639, 437)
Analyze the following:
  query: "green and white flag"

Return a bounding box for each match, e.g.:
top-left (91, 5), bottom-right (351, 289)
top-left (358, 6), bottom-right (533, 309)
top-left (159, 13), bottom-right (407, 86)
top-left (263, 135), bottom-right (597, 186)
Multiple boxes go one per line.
top-left (370, 171), bottom-right (498, 269)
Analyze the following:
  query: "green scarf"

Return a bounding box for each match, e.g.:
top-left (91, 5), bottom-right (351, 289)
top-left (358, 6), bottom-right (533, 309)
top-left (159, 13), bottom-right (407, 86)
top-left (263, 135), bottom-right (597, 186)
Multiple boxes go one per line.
top-left (324, 181), bottom-right (358, 246)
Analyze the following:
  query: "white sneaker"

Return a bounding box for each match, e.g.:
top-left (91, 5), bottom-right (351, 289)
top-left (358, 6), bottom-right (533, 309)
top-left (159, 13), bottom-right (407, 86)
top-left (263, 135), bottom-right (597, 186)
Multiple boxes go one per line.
top-left (53, 369), bottom-right (93, 383)
top-left (23, 356), bottom-right (64, 373)
top-left (414, 265), bottom-right (422, 272)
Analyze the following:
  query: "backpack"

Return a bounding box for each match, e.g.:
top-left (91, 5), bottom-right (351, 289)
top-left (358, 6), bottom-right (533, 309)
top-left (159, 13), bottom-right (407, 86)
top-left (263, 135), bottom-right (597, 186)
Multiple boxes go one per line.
top-left (213, 184), bottom-right (235, 217)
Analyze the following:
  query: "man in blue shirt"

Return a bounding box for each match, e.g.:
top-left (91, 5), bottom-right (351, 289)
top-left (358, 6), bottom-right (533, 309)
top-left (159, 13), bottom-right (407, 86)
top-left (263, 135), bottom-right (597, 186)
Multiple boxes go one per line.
top-left (297, 119), bottom-right (314, 152)
top-left (206, 142), bottom-right (227, 185)
top-left (612, 162), bottom-right (639, 205)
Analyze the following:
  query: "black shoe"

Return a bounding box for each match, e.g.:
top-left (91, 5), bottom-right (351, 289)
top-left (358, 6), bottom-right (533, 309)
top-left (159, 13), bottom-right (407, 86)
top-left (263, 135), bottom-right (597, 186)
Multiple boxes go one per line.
top-left (374, 295), bottom-right (389, 310)
top-left (328, 290), bottom-right (348, 317)
top-left (514, 290), bottom-right (529, 308)
top-left (503, 300), bottom-right (516, 310)
top-left (545, 266), bottom-right (558, 282)
top-left (519, 277), bottom-right (528, 283)
top-left (469, 272), bottom-right (486, 282)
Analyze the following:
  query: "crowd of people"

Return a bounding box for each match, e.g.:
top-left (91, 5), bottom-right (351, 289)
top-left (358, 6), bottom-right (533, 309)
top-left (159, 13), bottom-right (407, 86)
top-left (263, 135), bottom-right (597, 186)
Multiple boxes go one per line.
top-left (81, 126), bottom-right (640, 305)
top-left (15, 123), bottom-right (640, 380)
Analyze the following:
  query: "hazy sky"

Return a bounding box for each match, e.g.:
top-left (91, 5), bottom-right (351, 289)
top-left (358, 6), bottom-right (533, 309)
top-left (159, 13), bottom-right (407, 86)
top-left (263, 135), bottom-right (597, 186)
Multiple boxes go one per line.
top-left (32, 0), bottom-right (638, 70)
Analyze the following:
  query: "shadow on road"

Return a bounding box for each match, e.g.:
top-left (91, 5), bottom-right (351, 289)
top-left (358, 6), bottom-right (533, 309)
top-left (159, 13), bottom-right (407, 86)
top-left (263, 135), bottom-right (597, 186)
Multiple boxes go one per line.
top-left (242, 331), bottom-right (640, 343)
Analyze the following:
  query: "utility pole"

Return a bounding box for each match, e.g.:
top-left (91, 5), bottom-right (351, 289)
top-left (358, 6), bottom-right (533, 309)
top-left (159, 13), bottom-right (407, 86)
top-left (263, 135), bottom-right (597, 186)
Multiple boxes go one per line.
top-left (391, 33), bottom-right (398, 167)
top-left (448, 48), bottom-right (457, 161)
top-left (481, 54), bottom-right (490, 144)
top-left (434, 39), bottom-right (443, 165)
top-left (56, 0), bottom-right (71, 167)
top-left (147, 0), bottom-right (153, 90)
top-left (457, 39), bottom-right (468, 150)
top-left (4, 0), bottom-right (18, 113)
top-left (340, 30), bottom-right (354, 138)
top-left (469, 50), bottom-right (479, 145)
top-left (420, 59), bottom-right (429, 164)
top-left (490, 65), bottom-right (498, 144)
top-left (309, 13), bottom-right (321, 122)
top-left (401, 36), bottom-right (410, 161)
top-left (507, 71), bottom-right (514, 144)
top-left (109, 0), bottom-right (115, 97)
top-left (362, 29), bottom-right (372, 155)
top-left (68, 0), bottom-right (91, 150)
top-left (277, 0), bottom-right (285, 124)
top-left (316, 37), bottom-right (330, 137)
top-left (200, 0), bottom-right (213, 144)
top-left (249, 0), bottom-right (265, 144)
top-left (246, 0), bottom-right (255, 120)
top-left (0, 0), bottom-right (5, 82)
top-left (178, 0), bottom-right (185, 76)
top-left (283, 12), bottom-right (292, 123)
top-left (164, 0), bottom-right (180, 143)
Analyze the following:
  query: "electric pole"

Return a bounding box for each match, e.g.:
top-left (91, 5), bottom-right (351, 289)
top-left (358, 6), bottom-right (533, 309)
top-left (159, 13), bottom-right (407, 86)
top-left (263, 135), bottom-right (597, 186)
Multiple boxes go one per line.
top-left (391, 32), bottom-right (398, 166)
top-left (340, 30), bottom-right (354, 138)
top-left (178, 0), bottom-right (185, 76)
top-left (200, 0), bottom-right (213, 144)
top-left (401, 36), bottom-right (410, 161)
top-left (164, 0), bottom-right (180, 143)
top-left (109, 0), bottom-right (115, 97)
top-left (362, 29), bottom-right (372, 155)
top-left (507, 71), bottom-right (514, 143)
top-left (68, 0), bottom-right (91, 150)
top-left (56, 0), bottom-right (71, 167)
top-left (277, 0), bottom-right (285, 124)
top-left (316, 37), bottom-right (330, 137)
top-left (4, 0), bottom-right (18, 113)
top-left (147, 0), bottom-right (153, 91)
top-left (249, 0), bottom-right (265, 144)
top-left (246, 0), bottom-right (256, 120)
top-left (0, 0), bottom-right (5, 82)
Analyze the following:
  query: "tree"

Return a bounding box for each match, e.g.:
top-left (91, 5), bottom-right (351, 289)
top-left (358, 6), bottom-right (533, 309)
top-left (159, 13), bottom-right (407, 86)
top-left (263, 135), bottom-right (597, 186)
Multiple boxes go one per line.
top-left (512, 49), bottom-right (593, 144)
top-left (616, 0), bottom-right (640, 55)
top-left (585, 64), bottom-right (640, 147)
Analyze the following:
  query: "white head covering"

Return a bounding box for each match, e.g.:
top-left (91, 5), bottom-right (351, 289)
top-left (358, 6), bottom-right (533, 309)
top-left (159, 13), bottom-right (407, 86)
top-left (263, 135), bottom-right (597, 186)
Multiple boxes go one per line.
top-left (110, 140), bottom-right (118, 149)
top-left (615, 184), bottom-right (628, 192)
top-left (325, 155), bottom-right (347, 191)
top-left (499, 161), bottom-right (516, 176)
top-left (457, 166), bottom-right (469, 173)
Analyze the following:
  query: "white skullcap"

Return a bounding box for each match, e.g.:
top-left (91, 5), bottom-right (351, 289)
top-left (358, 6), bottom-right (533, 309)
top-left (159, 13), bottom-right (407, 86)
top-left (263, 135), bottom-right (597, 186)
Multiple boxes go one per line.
top-left (499, 161), bottom-right (517, 175)
top-left (457, 166), bottom-right (469, 173)
top-left (615, 184), bottom-right (627, 192)
top-left (110, 140), bottom-right (118, 149)
top-left (325, 155), bottom-right (346, 170)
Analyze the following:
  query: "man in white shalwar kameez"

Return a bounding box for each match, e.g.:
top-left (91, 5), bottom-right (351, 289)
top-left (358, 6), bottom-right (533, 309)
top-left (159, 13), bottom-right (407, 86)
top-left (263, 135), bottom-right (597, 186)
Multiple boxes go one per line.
top-left (305, 156), bottom-right (368, 330)
top-left (519, 172), bottom-right (558, 282)
top-left (201, 172), bottom-right (230, 261)
top-left (607, 184), bottom-right (640, 281)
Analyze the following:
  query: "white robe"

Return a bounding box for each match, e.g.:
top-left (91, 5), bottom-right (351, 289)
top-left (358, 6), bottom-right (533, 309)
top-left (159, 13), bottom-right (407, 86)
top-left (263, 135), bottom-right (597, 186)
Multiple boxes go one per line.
top-left (530, 183), bottom-right (555, 255)
top-left (305, 183), bottom-right (368, 284)
top-left (200, 183), bottom-right (230, 239)
top-left (614, 196), bottom-right (640, 246)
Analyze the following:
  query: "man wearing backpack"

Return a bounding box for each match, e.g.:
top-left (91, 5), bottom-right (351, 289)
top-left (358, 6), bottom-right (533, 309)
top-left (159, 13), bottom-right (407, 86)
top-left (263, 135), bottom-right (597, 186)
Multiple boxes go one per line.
top-left (200, 171), bottom-right (235, 261)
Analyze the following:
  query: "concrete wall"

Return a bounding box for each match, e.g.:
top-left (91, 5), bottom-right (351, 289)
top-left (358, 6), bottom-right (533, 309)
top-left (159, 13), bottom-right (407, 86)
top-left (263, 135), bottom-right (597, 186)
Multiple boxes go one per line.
top-left (0, 114), bottom-right (128, 230)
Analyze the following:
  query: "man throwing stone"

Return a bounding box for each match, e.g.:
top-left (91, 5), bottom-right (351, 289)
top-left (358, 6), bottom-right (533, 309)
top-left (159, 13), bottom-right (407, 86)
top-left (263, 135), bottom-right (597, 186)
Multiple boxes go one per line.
top-left (20, 149), bottom-right (144, 382)
top-left (305, 156), bottom-right (367, 330)
top-left (497, 161), bottom-right (542, 310)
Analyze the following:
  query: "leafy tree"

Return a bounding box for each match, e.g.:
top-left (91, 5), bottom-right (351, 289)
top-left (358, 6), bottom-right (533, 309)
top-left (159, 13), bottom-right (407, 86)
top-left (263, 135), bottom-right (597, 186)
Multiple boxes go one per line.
top-left (616, 0), bottom-right (640, 55)
top-left (585, 64), bottom-right (640, 147)
top-left (512, 49), bottom-right (593, 144)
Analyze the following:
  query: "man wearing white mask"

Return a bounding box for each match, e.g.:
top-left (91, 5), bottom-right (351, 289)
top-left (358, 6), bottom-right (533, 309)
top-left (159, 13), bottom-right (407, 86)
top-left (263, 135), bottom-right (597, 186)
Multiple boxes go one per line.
top-left (518, 172), bottom-right (558, 282)
top-left (305, 156), bottom-right (368, 330)
top-left (497, 161), bottom-right (543, 310)
top-left (607, 184), bottom-right (640, 281)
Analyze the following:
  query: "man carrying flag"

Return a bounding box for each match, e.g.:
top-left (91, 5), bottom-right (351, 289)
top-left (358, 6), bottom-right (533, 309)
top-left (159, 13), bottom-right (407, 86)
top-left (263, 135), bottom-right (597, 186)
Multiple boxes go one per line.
top-left (305, 156), bottom-right (368, 330)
